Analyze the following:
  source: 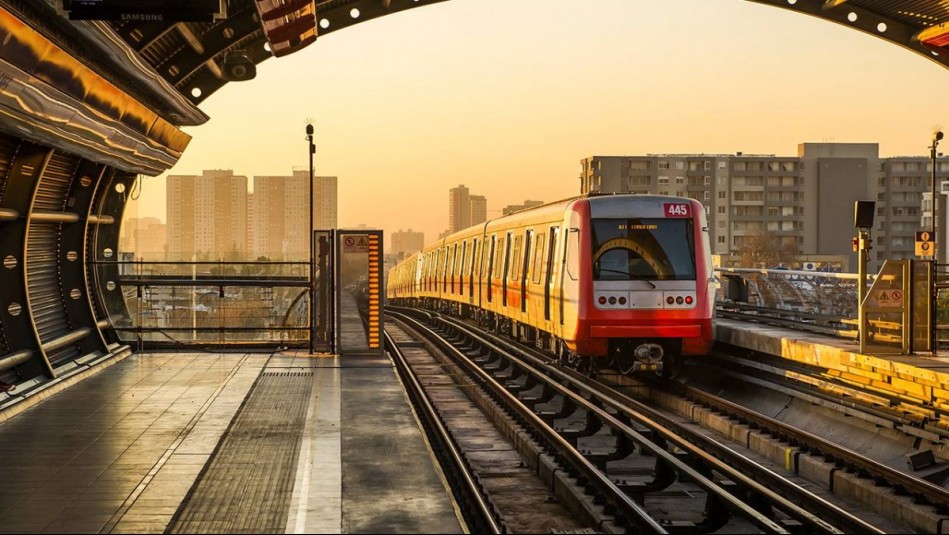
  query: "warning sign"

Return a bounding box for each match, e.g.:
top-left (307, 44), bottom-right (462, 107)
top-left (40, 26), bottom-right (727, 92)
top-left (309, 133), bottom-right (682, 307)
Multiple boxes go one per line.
top-left (916, 230), bottom-right (936, 257)
top-left (872, 289), bottom-right (903, 308)
top-left (342, 234), bottom-right (369, 253)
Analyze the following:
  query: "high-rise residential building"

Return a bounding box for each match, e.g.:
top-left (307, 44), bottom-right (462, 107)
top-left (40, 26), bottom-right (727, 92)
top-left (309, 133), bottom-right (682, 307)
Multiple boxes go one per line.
top-left (120, 217), bottom-right (166, 259)
top-left (167, 170), bottom-right (248, 260)
top-left (249, 175), bottom-right (288, 259)
top-left (449, 184), bottom-right (471, 233)
top-left (167, 169), bottom-right (338, 261)
top-left (249, 170), bottom-right (338, 259)
top-left (391, 229), bottom-right (425, 257)
top-left (470, 195), bottom-right (487, 226)
top-left (502, 200), bottom-right (544, 216)
top-left (580, 144), bottom-right (949, 271)
top-left (284, 170), bottom-right (337, 257)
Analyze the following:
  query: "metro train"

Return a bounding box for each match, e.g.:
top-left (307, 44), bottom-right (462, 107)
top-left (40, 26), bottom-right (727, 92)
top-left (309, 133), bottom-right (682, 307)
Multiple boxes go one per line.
top-left (387, 194), bottom-right (715, 373)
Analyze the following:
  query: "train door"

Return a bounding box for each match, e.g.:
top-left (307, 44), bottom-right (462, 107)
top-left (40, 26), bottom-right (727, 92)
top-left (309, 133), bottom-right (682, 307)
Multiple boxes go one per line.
top-left (502, 232), bottom-right (513, 308)
top-left (521, 230), bottom-right (532, 313)
top-left (415, 255), bottom-right (423, 295)
top-left (459, 241), bottom-right (467, 296)
top-left (561, 228), bottom-right (580, 326)
top-left (469, 238), bottom-right (478, 303)
top-left (531, 230), bottom-right (546, 323)
top-left (451, 243), bottom-right (458, 295)
top-left (487, 234), bottom-right (496, 303)
top-left (546, 227), bottom-right (559, 322)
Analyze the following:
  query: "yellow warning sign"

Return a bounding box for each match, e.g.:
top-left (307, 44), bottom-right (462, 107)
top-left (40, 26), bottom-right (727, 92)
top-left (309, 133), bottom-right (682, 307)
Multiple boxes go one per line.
top-left (872, 289), bottom-right (903, 308)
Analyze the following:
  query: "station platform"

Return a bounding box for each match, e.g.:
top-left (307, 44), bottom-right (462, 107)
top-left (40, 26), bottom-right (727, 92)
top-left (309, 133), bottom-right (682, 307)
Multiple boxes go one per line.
top-left (717, 318), bottom-right (949, 428)
top-left (0, 351), bottom-right (463, 534)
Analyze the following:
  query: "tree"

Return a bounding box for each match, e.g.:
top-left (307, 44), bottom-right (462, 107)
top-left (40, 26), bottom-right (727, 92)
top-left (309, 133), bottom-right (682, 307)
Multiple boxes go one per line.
top-left (737, 230), bottom-right (799, 268)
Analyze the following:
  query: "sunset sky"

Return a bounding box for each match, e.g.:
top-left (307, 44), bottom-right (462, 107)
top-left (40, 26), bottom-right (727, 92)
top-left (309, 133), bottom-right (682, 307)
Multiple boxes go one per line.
top-left (125, 0), bottom-right (949, 244)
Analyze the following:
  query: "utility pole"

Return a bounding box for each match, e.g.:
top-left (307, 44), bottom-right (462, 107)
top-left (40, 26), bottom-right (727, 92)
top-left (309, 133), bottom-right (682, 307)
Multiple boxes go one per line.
top-left (307, 122), bottom-right (315, 353)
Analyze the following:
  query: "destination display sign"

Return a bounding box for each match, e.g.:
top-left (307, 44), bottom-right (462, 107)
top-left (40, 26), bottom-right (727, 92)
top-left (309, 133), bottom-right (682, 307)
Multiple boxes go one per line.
top-left (60, 0), bottom-right (225, 22)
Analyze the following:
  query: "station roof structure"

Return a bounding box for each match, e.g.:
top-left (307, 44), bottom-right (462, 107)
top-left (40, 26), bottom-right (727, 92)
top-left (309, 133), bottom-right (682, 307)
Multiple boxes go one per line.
top-left (94, 0), bottom-right (949, 116)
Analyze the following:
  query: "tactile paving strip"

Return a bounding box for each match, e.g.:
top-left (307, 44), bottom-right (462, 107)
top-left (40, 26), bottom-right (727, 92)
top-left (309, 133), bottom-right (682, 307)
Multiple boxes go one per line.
top-left (166, 371), bottom-right (315, 534)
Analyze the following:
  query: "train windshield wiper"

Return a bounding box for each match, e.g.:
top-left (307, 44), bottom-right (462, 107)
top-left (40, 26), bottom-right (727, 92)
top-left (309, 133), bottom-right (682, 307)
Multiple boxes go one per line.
top-left (598, 268), bottom-right (657, 289)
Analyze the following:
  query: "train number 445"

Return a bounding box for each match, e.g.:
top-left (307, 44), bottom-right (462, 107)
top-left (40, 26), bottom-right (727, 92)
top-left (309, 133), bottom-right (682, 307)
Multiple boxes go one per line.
top-left (664, 203), bottom-right (692, 218)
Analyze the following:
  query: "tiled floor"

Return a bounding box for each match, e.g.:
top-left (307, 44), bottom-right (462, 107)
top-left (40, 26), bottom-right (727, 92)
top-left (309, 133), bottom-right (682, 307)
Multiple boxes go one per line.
top-left (0, 350), bottom-right (462, 534)
top-left (0, 353), bottom-right (266, 534)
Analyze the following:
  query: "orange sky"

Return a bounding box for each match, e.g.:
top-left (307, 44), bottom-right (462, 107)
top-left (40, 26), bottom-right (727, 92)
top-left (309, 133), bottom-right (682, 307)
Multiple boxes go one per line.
top-left (125, 0), bottom-right (949, 245)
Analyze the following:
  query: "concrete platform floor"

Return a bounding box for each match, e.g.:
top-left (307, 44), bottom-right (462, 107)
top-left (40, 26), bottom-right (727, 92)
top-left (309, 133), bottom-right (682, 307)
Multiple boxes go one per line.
top-left (0, 351), bottom-right (463, 534)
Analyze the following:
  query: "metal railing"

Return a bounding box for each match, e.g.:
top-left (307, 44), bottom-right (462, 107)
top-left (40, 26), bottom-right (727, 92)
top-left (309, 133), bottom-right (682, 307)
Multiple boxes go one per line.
top-left (95, 260), bottom-right (312, 349)
top-left (715, 267), bottom-right (864, 338)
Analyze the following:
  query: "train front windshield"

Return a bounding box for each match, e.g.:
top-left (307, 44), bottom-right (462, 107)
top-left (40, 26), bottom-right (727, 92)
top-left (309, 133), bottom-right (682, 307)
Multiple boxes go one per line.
top-left (591, 218), bottom-right (696, 281)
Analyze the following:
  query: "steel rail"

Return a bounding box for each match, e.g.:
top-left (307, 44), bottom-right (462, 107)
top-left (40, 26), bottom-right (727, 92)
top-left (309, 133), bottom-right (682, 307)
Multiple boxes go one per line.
top-left (428, 314), bottom-right (859, 534)
top-left (667, 377), bottom-right (949, 511)
top-left (383, 329), bottom-right (502, 534)
top-left (389, 310), bottom-right (670, 534)
top-left (391, 310), bottom-right (791, 534)
top-left (558, 367), bottom-right (885, 535)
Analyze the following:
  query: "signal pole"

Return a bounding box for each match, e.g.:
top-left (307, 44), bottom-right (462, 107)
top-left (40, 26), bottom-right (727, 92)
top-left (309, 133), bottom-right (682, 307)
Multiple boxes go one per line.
top-left (932, 130), bottom-right (943, 355)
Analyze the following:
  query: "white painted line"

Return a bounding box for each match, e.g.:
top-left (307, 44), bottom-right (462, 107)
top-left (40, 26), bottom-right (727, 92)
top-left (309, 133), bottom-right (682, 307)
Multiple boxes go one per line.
top-left (286, 365), bottom-right (342, 534)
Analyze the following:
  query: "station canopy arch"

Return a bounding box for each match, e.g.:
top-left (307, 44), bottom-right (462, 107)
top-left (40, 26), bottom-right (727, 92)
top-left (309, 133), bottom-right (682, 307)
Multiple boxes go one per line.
top-left (101, 0), bottom-right (949, 118)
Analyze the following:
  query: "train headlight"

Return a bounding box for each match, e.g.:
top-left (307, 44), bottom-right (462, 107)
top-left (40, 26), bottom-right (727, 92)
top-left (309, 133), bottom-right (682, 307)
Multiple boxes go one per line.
top-left (666, 296), bottom-right (675, 305)
top-left (618, 296), bottom-right (627, 305)
top-left (675, 296), bottom-right (684, 305)
top-left (685, 295), bottom-right (694, 305)
top-left (608, 296), bottom-right (617, 305)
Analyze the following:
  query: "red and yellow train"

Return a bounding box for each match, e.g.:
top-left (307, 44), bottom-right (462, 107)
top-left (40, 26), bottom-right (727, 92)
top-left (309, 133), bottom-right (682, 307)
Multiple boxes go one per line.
top-left (387, 194), bottom-right (715, 373)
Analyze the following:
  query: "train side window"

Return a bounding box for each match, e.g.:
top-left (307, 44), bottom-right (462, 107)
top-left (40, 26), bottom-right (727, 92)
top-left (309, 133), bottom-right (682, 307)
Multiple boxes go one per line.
top-left (510, 236), bottom-right (523, 279)
top-left (495, 235), bottom-right (505, 279)
top-left (532, 232), bottom-right (545, 284)
top-left (443, 247), bottom-right (450, 292)
top-left (565, 229), bottom-right (580, 281)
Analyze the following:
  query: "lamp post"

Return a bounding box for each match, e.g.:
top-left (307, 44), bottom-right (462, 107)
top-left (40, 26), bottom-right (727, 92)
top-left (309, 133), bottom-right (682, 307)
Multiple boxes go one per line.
top-left (307, 123), bottom-right (315, 353)
top-left (932, 130), bottom-right (943, 355)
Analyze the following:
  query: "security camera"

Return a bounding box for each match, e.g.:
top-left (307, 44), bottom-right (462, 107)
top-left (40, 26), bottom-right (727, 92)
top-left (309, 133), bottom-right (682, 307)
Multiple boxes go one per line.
top-left (221, 51), bottom-right (256, 81)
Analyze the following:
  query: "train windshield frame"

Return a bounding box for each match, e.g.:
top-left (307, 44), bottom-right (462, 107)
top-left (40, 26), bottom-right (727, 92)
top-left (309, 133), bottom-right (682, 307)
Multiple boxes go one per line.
top-left (591, 218), bottom-right (696, 281)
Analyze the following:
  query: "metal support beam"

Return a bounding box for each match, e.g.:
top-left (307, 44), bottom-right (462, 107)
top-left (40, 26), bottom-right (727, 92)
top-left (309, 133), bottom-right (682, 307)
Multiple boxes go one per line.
top-left (0, 141), bottom-right (55, 379)
top-left (28, 211), bottom-right (80, 224)
top-left (88, 170), bottom-right (136, 346)
top-left (65, 160), bottom-right (111, 354)
top-left (0, 350), bottom-right (32, 373)
top-left (165, 9), bottom-right (261, 86)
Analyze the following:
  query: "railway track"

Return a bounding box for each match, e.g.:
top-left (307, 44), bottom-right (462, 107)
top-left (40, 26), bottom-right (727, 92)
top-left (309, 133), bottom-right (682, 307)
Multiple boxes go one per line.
top-left (385, 322), bottom-right (596, 533)
top-left (693, 349), bottom-right (949, 443)
top-left (388, 306), bottom-right (891, 534)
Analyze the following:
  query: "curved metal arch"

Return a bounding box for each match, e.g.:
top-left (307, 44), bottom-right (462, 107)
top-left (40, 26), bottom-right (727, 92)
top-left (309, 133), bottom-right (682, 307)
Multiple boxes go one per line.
top-left (747, 0), bottom-right (949, 70)
top-left (107, 0), bottom-right (949, 108)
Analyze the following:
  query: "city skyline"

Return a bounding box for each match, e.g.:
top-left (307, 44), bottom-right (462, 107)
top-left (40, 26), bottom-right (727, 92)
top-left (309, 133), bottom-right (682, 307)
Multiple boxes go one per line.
top-left (123, 0), bottom-right (949, 243)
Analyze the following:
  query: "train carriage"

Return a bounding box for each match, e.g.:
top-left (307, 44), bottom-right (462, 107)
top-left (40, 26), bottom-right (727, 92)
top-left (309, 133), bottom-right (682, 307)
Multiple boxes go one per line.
top-left (387, 194), bottom-right (714, 373)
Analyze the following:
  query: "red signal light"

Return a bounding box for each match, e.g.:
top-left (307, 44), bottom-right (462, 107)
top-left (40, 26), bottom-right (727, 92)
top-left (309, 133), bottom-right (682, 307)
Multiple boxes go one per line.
top-left (598, 296), bottom-right (607, 305)
top-left (685, 295), bottom-right (694, 305)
